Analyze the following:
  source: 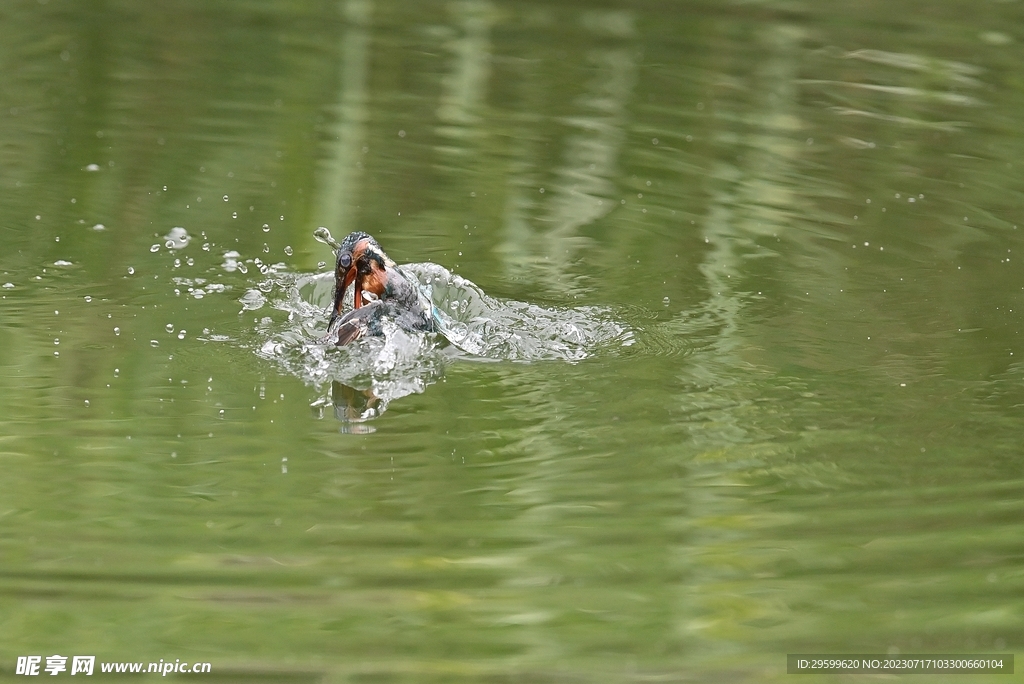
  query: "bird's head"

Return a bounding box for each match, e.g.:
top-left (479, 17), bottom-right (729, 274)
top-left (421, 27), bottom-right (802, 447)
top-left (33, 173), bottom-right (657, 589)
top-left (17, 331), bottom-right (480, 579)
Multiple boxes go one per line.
top-left (329, 232), bottom-right (392, 328)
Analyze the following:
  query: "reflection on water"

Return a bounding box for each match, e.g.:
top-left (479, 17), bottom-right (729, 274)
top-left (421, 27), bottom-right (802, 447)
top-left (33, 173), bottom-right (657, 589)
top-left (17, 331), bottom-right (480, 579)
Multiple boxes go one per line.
top-left (500, 10), bottom-right (636, 295)
top-left (1, 0), bottom-right (1024, 680)
top-left (330, 380), bottom-right (382, 429)
top-left (435, 0), bottom-right (494, 142)
top-left (315, 0), bottom-right (373, 239)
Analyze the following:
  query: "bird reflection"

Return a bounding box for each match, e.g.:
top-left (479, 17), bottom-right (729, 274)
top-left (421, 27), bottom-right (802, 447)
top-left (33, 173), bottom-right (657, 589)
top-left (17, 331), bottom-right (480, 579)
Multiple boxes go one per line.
top-left (331, 380), bottom-right (379, 433)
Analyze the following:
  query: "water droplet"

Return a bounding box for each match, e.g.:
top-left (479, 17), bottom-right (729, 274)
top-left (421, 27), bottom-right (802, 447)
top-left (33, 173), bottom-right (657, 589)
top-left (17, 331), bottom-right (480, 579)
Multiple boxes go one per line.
top-left (92, 223), bottom-right (105, 231)
top-left (54, 338), bottom-right (59, 345)
top-left (663, 297), bottom-right (670, 305)
top-left (232, 212), bottom-right (237, 218)
top-left (150, 340), bottom-right (159, 347)
top-left (84, 296), bottom-right (91, 302)
top-left (262, 224), bottom-right (270, 232)
top-left (284, 245), bottom-right (293, 256)
top-left (223, 195), bottom-right (229, 202)
top-left (177, 330), bottom-right (186, 340)
top-left (150, 244), bottom-right (160, 252)
top-left (127, 267), bottom-right (135, 275)
top-left (114, 327), bottom-right (120, 335)
top-left (165, 323), bottom-right (174, 333)
top-left (164, 226), bottom-right (190, 249)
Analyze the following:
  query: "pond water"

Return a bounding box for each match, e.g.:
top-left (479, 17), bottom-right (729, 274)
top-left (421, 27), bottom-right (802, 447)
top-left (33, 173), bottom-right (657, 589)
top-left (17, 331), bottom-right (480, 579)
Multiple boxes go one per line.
top-left (1, 0), bottom-right (1022, 681)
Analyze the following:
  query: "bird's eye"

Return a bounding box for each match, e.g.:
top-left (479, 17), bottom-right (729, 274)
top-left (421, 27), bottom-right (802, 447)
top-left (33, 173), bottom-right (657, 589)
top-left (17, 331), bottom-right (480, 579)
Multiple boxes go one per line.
top-left (339, 253), bottom-right (352, 269)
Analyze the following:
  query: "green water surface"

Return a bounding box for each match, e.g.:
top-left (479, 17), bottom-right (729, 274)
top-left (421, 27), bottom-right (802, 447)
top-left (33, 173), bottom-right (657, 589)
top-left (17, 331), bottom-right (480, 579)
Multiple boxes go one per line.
top-left (1, 0), bottom-right (1022, 681)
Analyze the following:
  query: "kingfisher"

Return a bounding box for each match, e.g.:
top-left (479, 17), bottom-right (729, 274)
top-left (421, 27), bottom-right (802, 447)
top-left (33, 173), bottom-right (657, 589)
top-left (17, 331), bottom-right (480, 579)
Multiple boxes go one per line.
top-left (315, 229), bottom-right (439, 345)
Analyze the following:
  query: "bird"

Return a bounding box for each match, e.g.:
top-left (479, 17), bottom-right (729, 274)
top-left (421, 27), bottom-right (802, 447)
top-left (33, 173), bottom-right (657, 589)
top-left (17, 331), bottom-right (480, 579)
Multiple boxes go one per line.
top-left (316, 229), bottom-right (439, 345)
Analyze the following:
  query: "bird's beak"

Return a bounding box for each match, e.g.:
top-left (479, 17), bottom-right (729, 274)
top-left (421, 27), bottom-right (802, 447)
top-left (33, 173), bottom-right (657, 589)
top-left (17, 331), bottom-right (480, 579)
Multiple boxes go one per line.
top-left (353, 277), bottom-right (363, 310)
top-left (328, 256), bottom-right (357, 329)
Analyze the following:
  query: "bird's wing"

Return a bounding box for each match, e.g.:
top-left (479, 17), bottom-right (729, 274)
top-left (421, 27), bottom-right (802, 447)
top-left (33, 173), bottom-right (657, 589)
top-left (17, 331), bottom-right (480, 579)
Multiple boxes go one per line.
top-left (330, 300), bottom-right (383, 346)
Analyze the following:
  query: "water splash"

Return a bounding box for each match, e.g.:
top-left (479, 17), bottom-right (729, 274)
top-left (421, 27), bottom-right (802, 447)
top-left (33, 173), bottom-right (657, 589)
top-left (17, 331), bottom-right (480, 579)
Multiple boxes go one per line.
top-left (245, 260), bottom-right (630, 424)
top-left (406, 262), bottom-right (629, 361)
